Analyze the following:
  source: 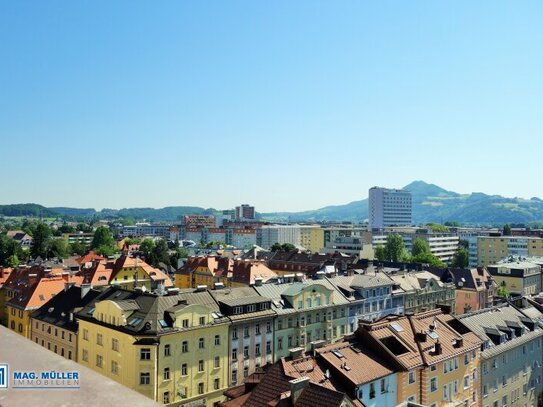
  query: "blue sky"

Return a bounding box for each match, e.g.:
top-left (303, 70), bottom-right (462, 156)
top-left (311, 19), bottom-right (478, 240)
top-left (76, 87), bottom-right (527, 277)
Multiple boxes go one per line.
top-left (1, 1), bottom-right (542, 212)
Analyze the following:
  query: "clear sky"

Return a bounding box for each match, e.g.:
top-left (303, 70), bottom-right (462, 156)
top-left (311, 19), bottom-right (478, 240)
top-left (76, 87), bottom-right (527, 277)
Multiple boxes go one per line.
top-left (1, 1), bottom-right (542, 212)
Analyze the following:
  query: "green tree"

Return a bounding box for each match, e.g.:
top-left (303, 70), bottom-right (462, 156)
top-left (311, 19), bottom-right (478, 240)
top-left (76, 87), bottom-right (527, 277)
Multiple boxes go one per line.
top-left (70, 241), bottom-right (87, 256)
top-left (459, 239), bottom-right (469, 249)
top-left (411, 252), bottom-right (445, 267)
top-left (426, 223), bottom-right (449, 233)
top-left (0, 234), bottom-right (23, 265)
top-left (31, 223), bottom-right (52, 258)
top-left (77, 223), bottom-right (93, 233)
top-left (503, 224), bottom-right (512, 236)
top-left (48, 238), bottom-right (70, 258)
top-left (91, 226), bottom-right (116, 257)
top-left (497, 284), bottom-right (509, 297)
top-left (374, 245), bottom-right (386, 261)
top-left (169, 246), bottom-right (189, 269)
top-left (452, 248), bottom-right (469, 268)
top-left (149, 239), bottom-right (170, 267)
top-left (411, 238), bottom-right (431, 257)
top-left (384, 234), bottom-right (409, 262)
top-left (58, 223), bottom-right (76, 234)
top-left (139, 238), bottom-right (156, 258)
top-left (6, 254), bottom-right (20, 267)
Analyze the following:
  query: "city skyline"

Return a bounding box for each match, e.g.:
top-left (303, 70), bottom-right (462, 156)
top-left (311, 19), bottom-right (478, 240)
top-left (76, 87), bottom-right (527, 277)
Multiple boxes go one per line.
top-left (2, 2), bottom-right (543, 212)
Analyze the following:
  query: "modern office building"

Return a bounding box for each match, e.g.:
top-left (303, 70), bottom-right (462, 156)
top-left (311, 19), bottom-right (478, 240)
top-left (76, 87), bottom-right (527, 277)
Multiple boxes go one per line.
top-left (235, 204), bottom-right (256, 220)
top-left (257, 225), bottom-right (301, 249)
top-left (368, 187), bottom-right (412, 229)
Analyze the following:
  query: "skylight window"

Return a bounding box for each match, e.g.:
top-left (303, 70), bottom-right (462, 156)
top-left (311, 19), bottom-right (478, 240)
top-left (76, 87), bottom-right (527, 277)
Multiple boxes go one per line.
top-left (428, 331), bottom-right (439, 340)
top-left (87, 306), bottom-right (95, 315)
top-left (128, 317), bottom-right (143, 327)
top-left (332, 350), bottom-right (344, 359)
top-left (159, 319), bottom-right (168, 328)
top-left (390, 322), bottom-right (404, 332)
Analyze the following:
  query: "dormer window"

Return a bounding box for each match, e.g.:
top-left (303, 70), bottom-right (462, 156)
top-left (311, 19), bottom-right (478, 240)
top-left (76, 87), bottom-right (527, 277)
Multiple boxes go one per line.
top-left (233, 306), bottom-right (243, 315)
top-left (247, 304), bottom-right (256, 312)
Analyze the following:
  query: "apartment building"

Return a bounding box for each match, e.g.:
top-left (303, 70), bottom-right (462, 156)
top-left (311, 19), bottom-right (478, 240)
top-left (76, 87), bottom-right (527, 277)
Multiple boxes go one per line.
top-left (368, 187), bottom-right (412, 229)
top-left (357, 309), bottom-right (483, 407)
top-left (235, 204), bottom-right (255, 220)
top-left (30, 284), bottom-right (99, 361)
top-left (209, 286), bottom-right (275, 386)
top-left (387, 270), bottom-right (456, 314)
top-left (477, 236), bottom-right (543, 266)
top-left (109, 255), bottom-right (173, 291)
top-left (327, 270), bottom-right (404, 331)
top-left (487, 259), bottom-right (542, 296)
top-left (76, 286), bottom-right (230, 406)
top-left (257, 225), bottom-right (301, 249)
top-left (253, 277), bottom-right (350, 360)
top-left (228, 228), bottom-right (257, 249)
top-left (460, 304), bottom-right (543, 407)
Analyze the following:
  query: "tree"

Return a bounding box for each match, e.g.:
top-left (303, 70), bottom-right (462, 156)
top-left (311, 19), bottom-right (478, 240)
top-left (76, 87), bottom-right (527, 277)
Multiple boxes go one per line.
top-left (48, 238), bottom-right (70, 258)
top-left (384, 234), bottom-right (409, 262)
top-left (0, 234), bottom-right (25, 266)
top-left (452, 248), bottom-right (469, 268)
top-left (139, 238), bottom-right (156, 258)
top-left (374, 245), bottom-right (386, 261)
top-left (410, 252), bottom-right (445, 267)
top-left (503, 224), bottom-right (512, 236)
top-left (170, 246), bottom-right (189, 269)
top-left (497, 284), bottom-right (509, 298)
top-left (425, 223), bottom-right (449, 233)
top-left (31, 223), bottom-right (52, 258)
top-left (6, 254), bottom-right (20, 267)
top-left (70, 241), bottom-right (87, 256)
top-left (271, 243), bottom-right (297, 252)
top-left (91, 226), bottom-right (116, 257)
top-left (411, 238), bottom-right (431, 257)
top-left (149, 239), bottom-right (170, 267)
top-left (444, 221), bottom-right (461, 227)
top-left (459, 239), bottom-right (469, 249)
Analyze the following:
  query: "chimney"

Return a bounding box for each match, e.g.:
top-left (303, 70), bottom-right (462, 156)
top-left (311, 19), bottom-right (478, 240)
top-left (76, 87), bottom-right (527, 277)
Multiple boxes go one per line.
top-left (80, 283), bottom-right (91, 299)
top-left (454, 338), bottom-right (463, 348)
top-left (196, 285), bottom-right (207, 292)
top-left (213, 282), bottom-right (225, 290)
top-left (315, 271), bottom-right (325, 280)
top-left (254, 277), bottom-right (263, 287)
top-left (64, 281), bottom-right (75, 292)
top-left (289, 377), bottom-right (310, 404)
top-left (416, 331), bottom-right (427, 342)
top-left (434, 340), bottom-right (442, 355)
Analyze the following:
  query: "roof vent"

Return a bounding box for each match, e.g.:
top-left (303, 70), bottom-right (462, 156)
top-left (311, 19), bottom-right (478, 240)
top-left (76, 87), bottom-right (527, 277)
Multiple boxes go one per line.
top-left (196, 285), bottom-right (207, 292)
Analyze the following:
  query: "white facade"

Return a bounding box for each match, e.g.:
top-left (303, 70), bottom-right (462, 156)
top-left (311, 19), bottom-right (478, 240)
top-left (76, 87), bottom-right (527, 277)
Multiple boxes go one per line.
top-left (256, 225), bottom-right (301, 249)
top-left (368, 187), bottom-right (412, 229)
top-left (230, 230), bottom-right (257, 249)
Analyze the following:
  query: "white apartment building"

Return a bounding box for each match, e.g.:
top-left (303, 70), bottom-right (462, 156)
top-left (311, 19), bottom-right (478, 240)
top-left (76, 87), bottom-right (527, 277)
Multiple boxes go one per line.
top-left (368, 187), bottom-right (412, 229)
top-left (256, 225), bottom-right (301, 249)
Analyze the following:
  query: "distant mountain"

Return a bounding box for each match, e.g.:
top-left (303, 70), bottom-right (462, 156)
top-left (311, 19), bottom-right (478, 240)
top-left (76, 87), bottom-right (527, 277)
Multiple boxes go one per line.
top-left (3, 181), bottom-right (543, 225)
top-left (261, 181), bottom-right (543, 225)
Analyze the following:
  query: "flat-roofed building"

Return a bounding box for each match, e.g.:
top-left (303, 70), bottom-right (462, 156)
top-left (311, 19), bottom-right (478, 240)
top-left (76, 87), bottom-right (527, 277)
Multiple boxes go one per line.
top-left (368, 187), bottom-right (412, 229)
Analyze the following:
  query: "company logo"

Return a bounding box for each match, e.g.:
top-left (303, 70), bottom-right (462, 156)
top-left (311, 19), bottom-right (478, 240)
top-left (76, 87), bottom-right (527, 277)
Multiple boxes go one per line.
top-left (0, 364), bottom-right (8, 389)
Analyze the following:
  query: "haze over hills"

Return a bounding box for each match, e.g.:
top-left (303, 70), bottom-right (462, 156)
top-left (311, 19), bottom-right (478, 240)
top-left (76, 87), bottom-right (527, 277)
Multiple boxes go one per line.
top-left (2, 181), bottom-right (543, 225)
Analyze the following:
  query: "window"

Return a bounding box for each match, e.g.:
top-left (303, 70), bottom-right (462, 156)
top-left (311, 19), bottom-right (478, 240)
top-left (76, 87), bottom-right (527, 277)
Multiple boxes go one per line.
top-left (199, 316), bottom-right (205, 325)
top-left (163, 367), bottom-right (170, 380)
top-left (266, 321), bottom-right (272, 333)
top-left (278, 337), bottom-right (283, 350)
top-left (244, 346), bottom-right (249, 358)
top-left (112, 338), bottom-right (119, 351)
top-left (182, 319), bottom-right (189, 328)
top-left (430, 377), bottom-right (437, 392)
top-left (482, 362), bottom-right (488, 375)
top-left (369, 382), bottom-right (376, 399)
top-left (232, 328), bottom-right (238, 339)
top-left (199, 338), bottom-right (205, 349)
top-left (482, 384), bottom-right (488, 397)
top-left (380, 378), bottom-right (386, 393)
top-left (214, 335), bottom-right (220, 346)
top-left (464, 375), bottom-right (470, 389)
top-left (255, 324), bottom-right (261, 335)
top-left (111, 360), bottom-right (118, 375)
top-left (214, 356), bottom-right (220, 368)
top-left (140, 348), bottom-right (151, 360)
top-left (83, 329), bottom-right (89, 341)
top-left (266, 341), bottom-right (271, 354)
top-left (297, 300), bottom-right (303, 310)
top-left (244, 326), bottom-right (250, 337)
top-left (464, 354), bottom-right (469, 365)
top-left (408, 371), bottom-right (416, 384)
top-left (82, 349), bottom-right (88, 362)
top-left (502, 375), bottom-right (507, 387)
top-left (164, 344), bottom-right (171, 356)
top-left (243, 366), bottom-right (248, 377)
top-left (68, 351), bottom-right (72, 360)
top-left (234, 306), bottom-right (243, 314)
top-left (214, 378), bottom-right (220, 390)
top-left (232, 348), bottom-right (238, 360)
top-left (198, 383), bottom-right (204, 394)
top-left (502, 395), bottom-right (507, 407)
top-left (140, 372), bottom-right (150, 385)
top-left (182, 341), bottom-right (188, 353)
top-left (96, 354), bottom-right (103, 368)
top-left (181, 364), bottom-right (187, 376)
top-left (163, 392), bottom-right (170, 404)
top-left (232, 370), bottom-right (237, 383)
top-left (198, 360), bottom-right (204, 372)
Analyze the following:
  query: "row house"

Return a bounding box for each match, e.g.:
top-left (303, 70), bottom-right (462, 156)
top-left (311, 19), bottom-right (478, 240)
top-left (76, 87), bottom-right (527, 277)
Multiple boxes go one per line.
top-left (357, 308), bottom-right (483, 407)
top-left (253, 276), bottom-right (350, 360)
top-left (327, 270), bottom-right (404, 332)
top-left (460, 304), bottom-right (543, 407)
top-left (30, 284), bottom-right (100, 361)
top-left (209, 286), bottom-right (275, 386)
top-left (76, 286), bottom-right (230, 406)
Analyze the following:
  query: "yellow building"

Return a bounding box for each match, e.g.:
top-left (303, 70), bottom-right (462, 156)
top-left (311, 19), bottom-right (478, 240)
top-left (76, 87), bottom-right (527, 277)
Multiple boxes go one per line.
top-left (6, 274), bottom-right (82, 338)
top-left (76, 286), bottom-right (230, 406)
top-left (299, 226), bottom-right (325, 253)
top-left (175, 256), bottom-right (233, 289)
top-left (110, 256), bottom-right (173, 291)
top-left (477, 236), bottom-right (543, 266)
top-left (487, 259), bottom-right (542, 296)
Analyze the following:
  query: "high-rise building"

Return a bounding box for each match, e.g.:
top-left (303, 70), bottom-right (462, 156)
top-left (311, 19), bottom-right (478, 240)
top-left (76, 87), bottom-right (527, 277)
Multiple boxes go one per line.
top-left (235, 204), bottom-right (255, 220)
top-left (368, 187), bottom-right (412, 229)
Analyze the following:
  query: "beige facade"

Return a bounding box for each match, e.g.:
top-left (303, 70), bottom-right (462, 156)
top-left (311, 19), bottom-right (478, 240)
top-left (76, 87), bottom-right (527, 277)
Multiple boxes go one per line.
top-left (30, 319), bottom-right (77, 361)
